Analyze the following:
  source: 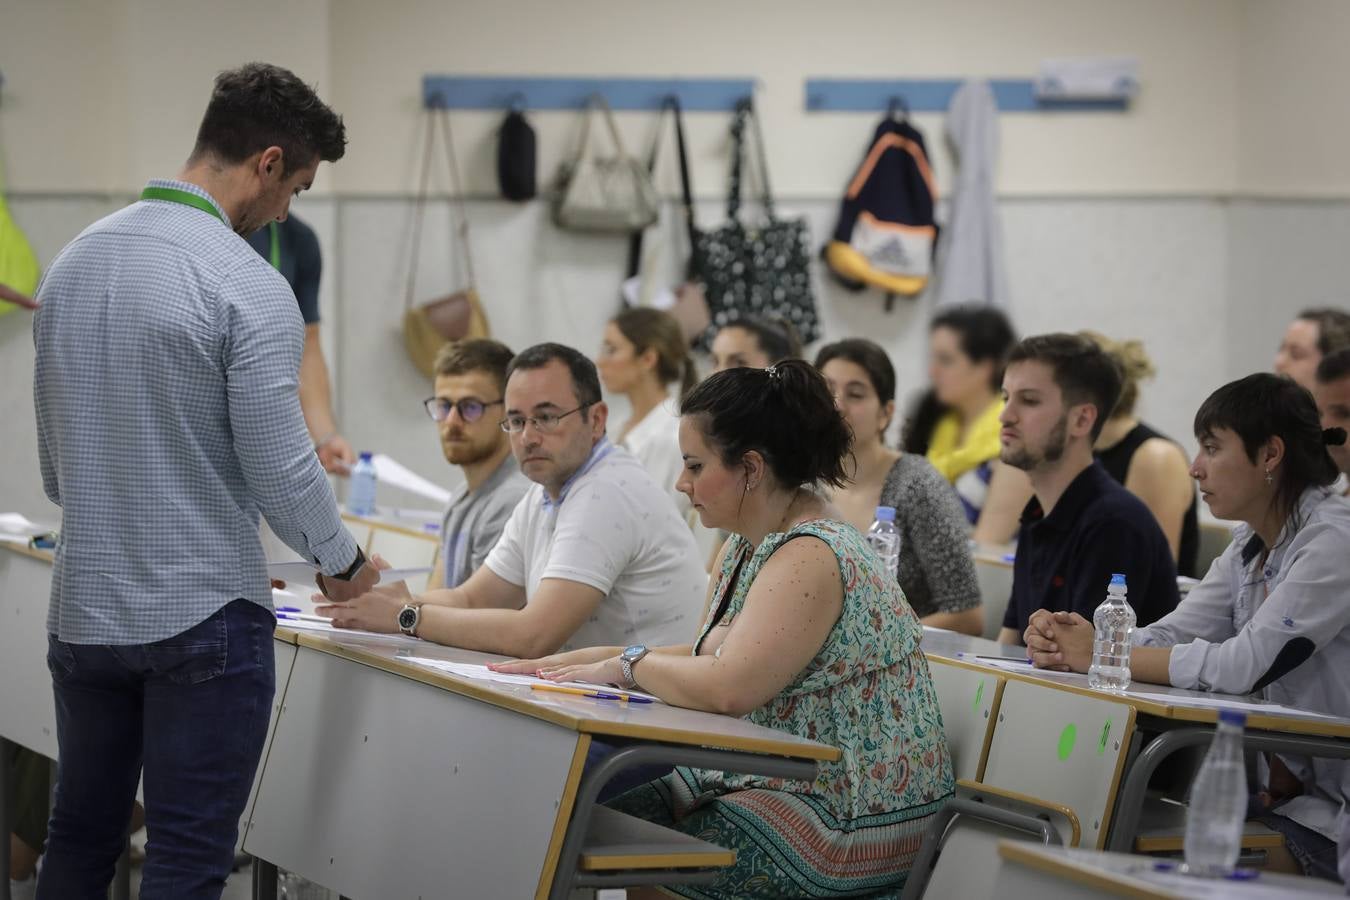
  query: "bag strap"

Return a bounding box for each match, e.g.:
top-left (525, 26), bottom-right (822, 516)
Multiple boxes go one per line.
top-left (726, 101), bottom-right (749, 222)
top-left (593, 94), bottom-right (637, 163)
top-left (404, 105), bottom-right (477, 312)
top-left (744, 100), bottom-right (776, 218)
top-left (624, 97), bottom-right (699, 281)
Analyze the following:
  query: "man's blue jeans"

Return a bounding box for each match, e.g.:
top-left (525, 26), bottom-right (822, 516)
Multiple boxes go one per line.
top-left (36, 599), bottom-right (275, 900)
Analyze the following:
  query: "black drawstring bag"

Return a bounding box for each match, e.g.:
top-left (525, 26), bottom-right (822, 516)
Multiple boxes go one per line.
top-left (497, 108), bottom-right (536, 201)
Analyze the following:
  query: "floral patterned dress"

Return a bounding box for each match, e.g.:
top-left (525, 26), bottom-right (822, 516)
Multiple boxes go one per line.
top-left (605, 519), bottom-right (954, 898)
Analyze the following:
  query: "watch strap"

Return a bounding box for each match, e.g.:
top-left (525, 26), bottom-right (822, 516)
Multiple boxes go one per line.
top-left (331, 547), bottom-right (367, 582)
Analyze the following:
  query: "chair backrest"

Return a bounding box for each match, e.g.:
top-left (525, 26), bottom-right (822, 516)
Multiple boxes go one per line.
top-left (900, 796), bottom-right (1062, 900)
top-left (927, 658), bottom-right (1003, 782)
top-left (1195, 522), bottom-right (1233, 579)
top-left (972, 557), bottom-right (1013, 640)
top-left (979, 678), bottom-right (1136, 849)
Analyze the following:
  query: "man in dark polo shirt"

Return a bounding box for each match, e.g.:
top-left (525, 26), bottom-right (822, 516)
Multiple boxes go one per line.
top-left (996, 333), bottom-right (1179, 644)
top-left (245, 215), bottom-right (354, 473)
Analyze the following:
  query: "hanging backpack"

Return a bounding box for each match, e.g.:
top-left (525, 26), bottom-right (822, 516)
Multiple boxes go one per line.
top-left (497, 103), bottom-right (537, 201)
top-left (824, 111), bottom-right (938, 305)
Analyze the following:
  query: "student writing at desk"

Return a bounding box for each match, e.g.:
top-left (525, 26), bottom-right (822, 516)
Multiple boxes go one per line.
top-left (318, 343), bottom-right (707, 656)
top-left (1024, 373), bottom-right (1350, 884)
top-left (996, 333), bottom-right (1179, 645)
top-left (496, 361), bottom-right (955, 899)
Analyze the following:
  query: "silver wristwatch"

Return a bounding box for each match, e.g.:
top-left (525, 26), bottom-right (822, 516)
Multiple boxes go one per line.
top-left (619, 644), bottom-right (650, 688)
top-left (397, 603), bottom-right (422, 637)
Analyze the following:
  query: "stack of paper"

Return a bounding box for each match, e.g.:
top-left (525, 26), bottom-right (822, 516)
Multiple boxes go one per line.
top-left (403, 658), bottom-right (660, 701)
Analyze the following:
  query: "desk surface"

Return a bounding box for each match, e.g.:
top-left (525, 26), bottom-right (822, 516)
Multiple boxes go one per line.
top-left (289, 629), bottom-right (840, 762)
top-left (1, 543), bottom-right (54, 564)
top-left (996, 841), bottom-right (1341, 898)
top-left (924, 631), bottom-right (1350, 738)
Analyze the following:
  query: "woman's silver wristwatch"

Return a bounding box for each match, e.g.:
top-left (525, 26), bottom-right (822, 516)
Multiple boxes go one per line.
top-left (619, 644), bottom-right (650, 688)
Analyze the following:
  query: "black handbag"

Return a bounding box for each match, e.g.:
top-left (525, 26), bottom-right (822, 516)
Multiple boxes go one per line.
top-left (694, 99), bottom-right (819, 348)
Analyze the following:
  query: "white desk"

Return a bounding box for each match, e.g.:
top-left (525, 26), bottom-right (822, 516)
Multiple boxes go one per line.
top-left (243, 630), bottom-right (838, 900)
top-left (922, 629), bottom-right (1350, 854)
top-left (993, 841), bottom-right (1341, 898)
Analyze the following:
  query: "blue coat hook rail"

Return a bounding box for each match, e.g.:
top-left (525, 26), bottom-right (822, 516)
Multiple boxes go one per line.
top-left (421, 76), bottom-right (757, 111)
top-left (803, 79), bottom-right (1131, 113)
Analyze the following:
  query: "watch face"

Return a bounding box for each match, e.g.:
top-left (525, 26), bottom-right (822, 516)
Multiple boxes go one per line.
top-left (623, 644), bottom-right (646, 660)
top-left (398, 607), bottom-right (417, 629)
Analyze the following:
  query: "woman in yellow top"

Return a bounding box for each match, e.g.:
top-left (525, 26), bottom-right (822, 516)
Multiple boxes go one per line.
top-left (903, 305), bottom-right (1030, 544)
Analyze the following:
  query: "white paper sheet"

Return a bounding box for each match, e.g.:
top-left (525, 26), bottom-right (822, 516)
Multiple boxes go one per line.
top-left (271, 614), bottom-right (417, 644)
top-left (0, 513), bottom-right (51, 536)
top-left (952, 653), bottom-right (1088, 680)
top-left (403, 658), bottom-right (660, 702)
top-left (370, 454), bottom-right (452, 506)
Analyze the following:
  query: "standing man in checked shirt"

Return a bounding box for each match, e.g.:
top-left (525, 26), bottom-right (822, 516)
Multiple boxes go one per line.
top-left (31, 63), bottom-right (376, 898)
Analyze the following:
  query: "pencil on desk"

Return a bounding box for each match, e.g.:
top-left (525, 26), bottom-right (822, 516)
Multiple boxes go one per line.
top-left (530, 683), bottom-right (640, 702)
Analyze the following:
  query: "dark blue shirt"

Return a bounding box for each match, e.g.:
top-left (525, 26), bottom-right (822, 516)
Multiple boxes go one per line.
top-left (1003, 461), bottom-right (1180, 638)
top-left (244, 215), bottom-right (322, 324)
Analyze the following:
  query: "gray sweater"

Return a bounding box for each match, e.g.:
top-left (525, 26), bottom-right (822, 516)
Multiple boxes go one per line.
top-left (878, 455), bottom-right (981, 618)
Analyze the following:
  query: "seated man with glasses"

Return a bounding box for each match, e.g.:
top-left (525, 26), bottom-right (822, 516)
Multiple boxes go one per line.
top-left (423, 339), bottom-right (532, 590)
top-left (321, 342), bottom-right (708, 657)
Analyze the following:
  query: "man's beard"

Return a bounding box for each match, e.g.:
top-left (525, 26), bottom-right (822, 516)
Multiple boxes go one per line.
top-left (1001, 414), bottom-right (1068, 472)
top-left (442, 433), bottom-right (502, 467)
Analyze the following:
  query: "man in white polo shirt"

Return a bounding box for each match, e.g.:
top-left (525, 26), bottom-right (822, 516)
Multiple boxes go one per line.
top-left (320, 342), bottom-right (707, 656)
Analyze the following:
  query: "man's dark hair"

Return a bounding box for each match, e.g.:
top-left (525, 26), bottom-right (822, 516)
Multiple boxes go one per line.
top-left (1298, 307), bottom-right (1350, 356)
top-left (506, 342), bottom-right (603, 413)
top-left (191, 62), bottom-right (346, 175)
top-left (1006, 333), bottom-right (1124, 442)
top-left (1195, 373), bottom-right (1342, 525)
top-left (1315, 347), bottom-right (1350, 384)
top-left (433, 339), bottom-right (516, 394)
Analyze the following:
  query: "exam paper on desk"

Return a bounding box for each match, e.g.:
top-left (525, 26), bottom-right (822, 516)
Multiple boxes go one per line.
top-left (404, 658), bottom-right (661, 702)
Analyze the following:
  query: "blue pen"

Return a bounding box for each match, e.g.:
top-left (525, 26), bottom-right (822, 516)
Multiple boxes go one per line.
top-left (276, 606), bottom-right (302, 613)
top-left (586, 691), bottom-right (655, 704)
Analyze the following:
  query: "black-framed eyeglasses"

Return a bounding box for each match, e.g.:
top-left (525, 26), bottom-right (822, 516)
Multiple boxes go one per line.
top-left (423, 396), bottom-right (503, 424)
top-left (500, 403), bottom-right (594, 434)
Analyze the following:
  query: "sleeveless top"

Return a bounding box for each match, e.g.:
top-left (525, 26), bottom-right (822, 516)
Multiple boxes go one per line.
top-left (691, 518), bottom-right (954, 824)
top-left (1096, 421), bottom-right (1199, 577)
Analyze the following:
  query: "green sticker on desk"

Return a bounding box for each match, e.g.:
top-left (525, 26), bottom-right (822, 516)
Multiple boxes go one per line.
top-left (1057, 723), bottom-right (1077, 761)
top-left (973, 679), bottom-right (985, 712)
top-left (1098, 719), bottom-right (1112, 756)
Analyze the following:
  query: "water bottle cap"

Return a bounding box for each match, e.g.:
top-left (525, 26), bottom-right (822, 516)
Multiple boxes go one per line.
top-left (1218, 710), bottom-right (1247, 727)
top-left (1110, 574), bottom-right (1127, 586)
top-left (874, 506), bottom-right (896, 522)
top-left (358, 452), bottom-right (373, 462)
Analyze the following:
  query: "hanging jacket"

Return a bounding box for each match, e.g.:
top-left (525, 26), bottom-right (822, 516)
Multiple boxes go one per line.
top-left (935, 80), bottom-right (1008, 307)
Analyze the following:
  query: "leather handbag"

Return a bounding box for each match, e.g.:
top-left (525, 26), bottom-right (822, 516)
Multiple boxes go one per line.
top-left (553, 95), bottom-right (660, 233)
top-left (403, 106), bottom-right (490, 378)
top-left (621, 97), bottom-right (711, 344)
top-left (694, 100), bottom-right (819, 347)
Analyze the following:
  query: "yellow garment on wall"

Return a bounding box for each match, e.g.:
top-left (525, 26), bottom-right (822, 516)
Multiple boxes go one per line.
top-left (925, 398), bottom-right (1003, 483)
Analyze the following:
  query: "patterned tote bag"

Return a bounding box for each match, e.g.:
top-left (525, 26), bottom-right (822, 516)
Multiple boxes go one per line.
top-left (694, 99), bottom-right (819, 347)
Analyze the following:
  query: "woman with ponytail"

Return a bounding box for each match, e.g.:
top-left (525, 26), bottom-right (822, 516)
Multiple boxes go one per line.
top-left (596, 308), bottom-right (706, 535)
top-left (497, 360), bottom-right (954, 898)
top-left (1024, 373), bottom-right (1350, 883)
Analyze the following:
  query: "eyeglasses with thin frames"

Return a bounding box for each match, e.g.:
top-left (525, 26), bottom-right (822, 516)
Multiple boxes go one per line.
top-left (423, 396), bottom-right (503, 424)
top-left (500, 403), bottom-right (594, 434)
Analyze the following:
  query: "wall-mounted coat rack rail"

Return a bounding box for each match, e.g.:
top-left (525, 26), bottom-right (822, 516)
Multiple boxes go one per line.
top-left (803, 78), bottom-right (1132, 113)
top-left (421, 76), bottom-right (757, 111)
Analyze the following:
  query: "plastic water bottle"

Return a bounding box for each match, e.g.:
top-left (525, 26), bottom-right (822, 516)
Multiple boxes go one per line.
top-left (1088, 573), bottom-right (1135, 692)
top-left (348, 451), bottom-right (377, 516)
top-left (1184, 710), bottom-right (1249, 876)
top-left (866, 506), bottom-right (901, 582)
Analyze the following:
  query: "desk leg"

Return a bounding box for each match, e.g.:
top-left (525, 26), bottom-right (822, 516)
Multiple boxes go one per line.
top-left (1, 738), bottom-right (12, 900)
top-left (1107, 727), bottom-right (1350, 852)
top-left (251, 857), bottom-right (278, 900)
top-left (547, 743), bottom-right (819, 900)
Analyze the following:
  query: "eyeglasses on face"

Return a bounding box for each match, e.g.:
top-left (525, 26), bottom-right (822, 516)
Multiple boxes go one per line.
top-left (499, 403), bottom-right (594, 434)
top-left (422, 396), bottom-right (503, 424)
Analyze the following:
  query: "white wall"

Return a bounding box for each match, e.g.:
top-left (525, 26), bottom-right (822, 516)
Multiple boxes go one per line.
top-left (0, 0), bottom-right (1344, 520)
